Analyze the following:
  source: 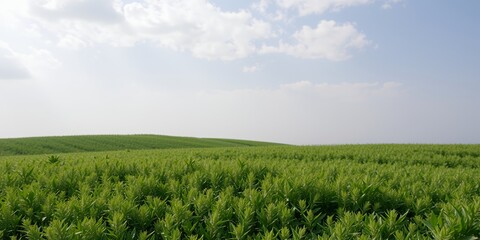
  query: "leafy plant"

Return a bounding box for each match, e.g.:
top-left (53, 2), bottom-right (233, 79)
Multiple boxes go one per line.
top-left (48, 155), bottom-right (61, 164)
top-left (0, 144), bottom-right (479, 239)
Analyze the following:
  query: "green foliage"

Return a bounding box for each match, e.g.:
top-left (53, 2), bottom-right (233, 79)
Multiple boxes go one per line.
top-left (0, 144), bottom-right (479, 239)
top-left (0, 134), bottom-right (281, 156)
top-left (47, 155), bottom-right (60, 164)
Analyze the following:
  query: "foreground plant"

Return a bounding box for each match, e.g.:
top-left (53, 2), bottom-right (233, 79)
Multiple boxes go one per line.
top-left (0, 144), bottom-right (479, 239)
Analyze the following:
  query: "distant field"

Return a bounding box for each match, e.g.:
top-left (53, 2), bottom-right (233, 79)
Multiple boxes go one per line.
top-left (0, 144), bottom-right (479, 239)
top-left (0, 135), bottom-right (280, 156)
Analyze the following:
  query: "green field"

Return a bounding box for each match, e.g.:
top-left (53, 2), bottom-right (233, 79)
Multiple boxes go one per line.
top-left (0, 135), bottom-right (279, 156)
top-left (0, 141), bottom-right (479, 239)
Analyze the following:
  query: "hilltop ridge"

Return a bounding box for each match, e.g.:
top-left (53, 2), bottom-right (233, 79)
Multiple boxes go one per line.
top-left (0, 134), bottom-right (281, 156)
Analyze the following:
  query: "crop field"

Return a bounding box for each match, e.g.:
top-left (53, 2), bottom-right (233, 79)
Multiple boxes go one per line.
top-left (0, 144), bottom-right (480, 239)
top-left (0, 135), bottom-right (278, 156)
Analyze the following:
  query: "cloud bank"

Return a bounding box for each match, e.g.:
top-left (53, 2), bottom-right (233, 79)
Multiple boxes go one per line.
top-left (261, 20), bottom-right (368, 60)
top-left (1, 0), bottom-right (384, 61)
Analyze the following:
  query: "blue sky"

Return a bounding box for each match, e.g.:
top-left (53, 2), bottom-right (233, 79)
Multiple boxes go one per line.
top-left (0, 0), bottom-right (479, 144)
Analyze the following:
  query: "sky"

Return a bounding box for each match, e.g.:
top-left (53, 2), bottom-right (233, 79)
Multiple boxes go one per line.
top-left (0, 0), bottom-right (479, 145)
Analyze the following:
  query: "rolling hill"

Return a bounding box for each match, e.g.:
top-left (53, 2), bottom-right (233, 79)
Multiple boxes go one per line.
top-left (0, 134), bottom-right (281, 156)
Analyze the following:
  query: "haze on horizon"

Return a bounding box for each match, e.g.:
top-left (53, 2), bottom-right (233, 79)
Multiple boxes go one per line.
top-left (1, 0), bottom-right (479, 145)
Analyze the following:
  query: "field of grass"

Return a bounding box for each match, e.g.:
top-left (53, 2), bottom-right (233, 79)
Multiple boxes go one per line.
top-left (0, 143), bottom-right (479, 239)
top-left (0, 135), bottom-right (279, 156)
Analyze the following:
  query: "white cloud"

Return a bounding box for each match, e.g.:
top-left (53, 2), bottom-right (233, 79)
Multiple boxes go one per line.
top-left (1, 0), bottom-right (386, 63)
top-left (17, 48), bottom-right (62, 71)
top-left (0, 1), bottom-right (29, 23)
top-left (280, 80), bottom-right (401, 100)
top-left (57, 34), bottom-right (88, 49)
top-left (0, 42), bottom-right (60, 79)
top-left (252, 0), bottom-right (271, 13)
top-left (280, 80), bottom-right (313, 90)
top-left (21, 0), bottom-right (273, 60)
top-left (262, 20), bottom-right (369, 60)
top-left (252, 2), bottom-right (290, 22)
top-left (275, 0), bottom-right (373, 16)
top-left (253, 0), bottom-right (403, 15)
top-left (382, 0), bottom-right (404, 9)
top-left (243, 64), bottom-right (260, 73)
top-left (3, 0), bottom-right (375, 61)
top-left (0, 42), bottom-right (30, 80)
top-left (124, 0), bottom-right (273, 60)
top-left (29, 0), bottom-right (123, 23)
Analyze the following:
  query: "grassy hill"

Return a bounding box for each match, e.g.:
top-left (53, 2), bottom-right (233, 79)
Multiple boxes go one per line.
top-left (0, 134), bottom-right (281, 156)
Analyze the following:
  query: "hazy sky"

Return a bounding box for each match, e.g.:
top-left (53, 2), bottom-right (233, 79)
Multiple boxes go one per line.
top-left (0, 0), bottom-right (479, 144)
